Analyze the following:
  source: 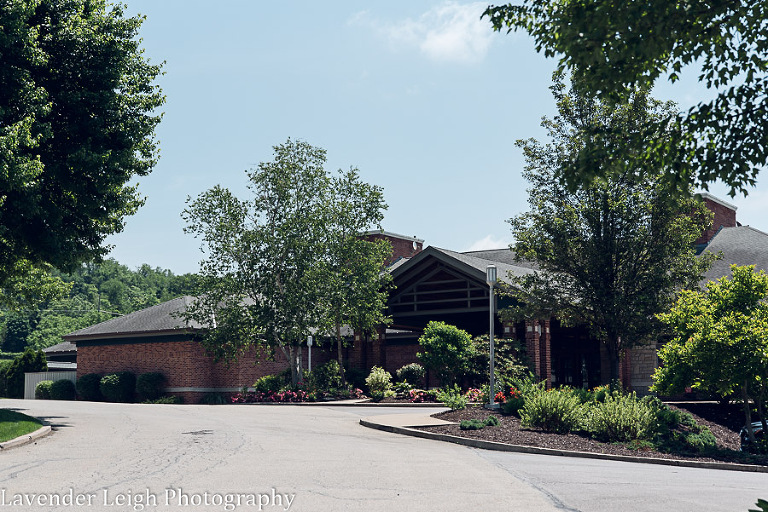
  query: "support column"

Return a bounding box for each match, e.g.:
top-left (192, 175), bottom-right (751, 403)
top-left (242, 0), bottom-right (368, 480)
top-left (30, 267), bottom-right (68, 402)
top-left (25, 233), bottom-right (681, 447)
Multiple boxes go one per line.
top-left (619, 349), bottom-right (631, 390)
top-left (525, 319), bottom-right (541, 381)
top-left (540, 319), bottom-right (552, 389)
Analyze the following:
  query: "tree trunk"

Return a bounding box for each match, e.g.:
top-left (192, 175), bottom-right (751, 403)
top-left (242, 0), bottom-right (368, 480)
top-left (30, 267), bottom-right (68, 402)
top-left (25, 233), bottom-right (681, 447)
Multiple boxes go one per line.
top-left (742, 386), bottom-right (757, 444)
top-left (287, 344), bottom-right (303, 387)
top-left (335, 322), bottom-right (347, 384)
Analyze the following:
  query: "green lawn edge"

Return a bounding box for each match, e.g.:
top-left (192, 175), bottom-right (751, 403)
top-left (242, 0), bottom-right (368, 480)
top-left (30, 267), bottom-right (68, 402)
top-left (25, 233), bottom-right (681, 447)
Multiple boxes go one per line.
top-left (0, 409), bottom-right (43, 443)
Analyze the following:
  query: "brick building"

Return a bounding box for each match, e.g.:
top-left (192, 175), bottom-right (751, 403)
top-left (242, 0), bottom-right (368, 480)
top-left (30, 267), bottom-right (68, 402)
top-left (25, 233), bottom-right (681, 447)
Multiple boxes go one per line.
top-left (66, 194), bottom-right (768, 399)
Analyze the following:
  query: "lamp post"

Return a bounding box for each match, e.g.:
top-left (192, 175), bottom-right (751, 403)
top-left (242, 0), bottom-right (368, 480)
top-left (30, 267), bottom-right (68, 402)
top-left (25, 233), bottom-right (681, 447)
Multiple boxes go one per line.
top-left (486, 265), bottom-right (499, 409)
top-left (307, 335), bottom-right (313, 372)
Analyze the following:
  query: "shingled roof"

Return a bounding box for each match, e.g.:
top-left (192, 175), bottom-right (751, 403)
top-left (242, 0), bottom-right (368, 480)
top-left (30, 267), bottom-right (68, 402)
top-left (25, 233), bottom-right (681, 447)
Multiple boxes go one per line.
top-left (701, 226), bottom-right (768, 283)
top-left (388, 245), bottom-right (534, 284)
top-left (63, 296), bottom-right (206, 341)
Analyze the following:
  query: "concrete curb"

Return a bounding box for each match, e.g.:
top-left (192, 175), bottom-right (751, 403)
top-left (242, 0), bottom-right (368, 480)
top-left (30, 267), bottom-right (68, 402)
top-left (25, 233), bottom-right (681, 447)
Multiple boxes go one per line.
top-left (0, 424), bottom-right (52, 452)
top-left (359, 418), bottom-right (768, 474)
top-left (238, 400), bottom-right (446, 407)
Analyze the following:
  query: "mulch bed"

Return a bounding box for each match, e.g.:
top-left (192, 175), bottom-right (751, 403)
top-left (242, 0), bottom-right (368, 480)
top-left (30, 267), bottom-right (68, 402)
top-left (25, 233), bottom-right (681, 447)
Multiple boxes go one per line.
top-left (415, 402), bottom-right (768, 466)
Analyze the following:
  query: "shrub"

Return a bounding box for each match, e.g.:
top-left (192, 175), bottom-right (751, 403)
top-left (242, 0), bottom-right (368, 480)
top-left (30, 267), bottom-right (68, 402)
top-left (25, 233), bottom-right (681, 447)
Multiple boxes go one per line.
top-left (200, 393), bottom-right (227, 404)
top-left (501, 387), bottom-right (525, 416)
top-left (136, 372), bottom-right (166, 401)
top-left (586, 392), bottom-right (658, 442)
top-left (521, 387), bottom-right (585, 433)
top-left (4, 349), bottom-right (47, 398)
top-left (460, 419), bottom-right (486, 430)
top-left (460, 415), bottom-right (500, 430)
top-left (144, 395), bottom-right (183, 404)
top-left (253, 373), bottom-right (288, 394)
top-left (365, 366), bottom-right (392, 394)
top-left (417, 321), bottom-right (473, 387)
top-left (35, 380), bottom-right (54, 399)
top-left (50, 379), bottom-right (76, 400)
top-left (438, 384), bottom-right (469, 410)
top-left (100, 372), bottom-right (136, 403)
top-left (344, 366), bottom-right (367, 390)
top-left (76, 373), bottom-right (102, 401)
top-left (409, 389), bottom-right (439, 403)
top-left (396, 363), bottom-right (426, 384)
top-left (313, 360), bottom-right (345, 390)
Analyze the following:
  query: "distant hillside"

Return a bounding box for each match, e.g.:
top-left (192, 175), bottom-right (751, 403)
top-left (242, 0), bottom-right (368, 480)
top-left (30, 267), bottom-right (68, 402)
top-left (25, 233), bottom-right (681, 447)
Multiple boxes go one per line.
top-left (0, 259), bottom-right (198, 352)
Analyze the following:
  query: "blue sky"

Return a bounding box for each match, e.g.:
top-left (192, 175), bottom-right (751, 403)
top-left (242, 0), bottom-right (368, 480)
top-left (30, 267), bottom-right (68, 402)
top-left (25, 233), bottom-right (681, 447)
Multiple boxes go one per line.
top-left (106, 1), bottom-right (768, 275)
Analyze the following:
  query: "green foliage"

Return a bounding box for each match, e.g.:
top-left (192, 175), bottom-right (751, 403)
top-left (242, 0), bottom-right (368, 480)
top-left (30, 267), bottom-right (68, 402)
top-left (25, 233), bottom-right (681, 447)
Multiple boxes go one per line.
top-left (199, 393), bottom-right (226, 405)
top-left (417, 321), bottom-right (473, 387)
top-left (99, 372), bottom-right (136, 403)
top-left (485, 2), bottom-right (768, 195)
top-left (521, 387), bottom-right (585, 434)
top-left (76, 373), bottom-right (102, 401)
top-left (253, 373), bottom-right (289, 395)
top-left (144, 395), bottom-right (183, 404)
top-left (749, 499), bottom-right (768, 512)
top-left (0, 259), bottom-right (198, 352)
top-left (0, 0), bottom-right (164, 297)
top-left (35, 380), bottom-right (54, 400)
top-left (0, 409), bottom-right (42, 443)
top-left (3, 349), bottom-right (47, 398)
top-left (502, 76), bottom-right (713, 381)
top-left (306, 360), bottom-right (345, 391)
top-left (136, 372), bottom-right (166, 401)
top-left (395, 363), bottom-right (425, 384)
top-left (466, 335), bottom-right (529, 389)
top-left (586, 393), bottom-right (658, 443)
top-left (460, 415), bottom-right (500, 431)
top-left (437, 384), bottom-right (469, 411)
top-left (654, 265), bottom-right (768, 442)
top-left (50, 379), bottom-right (76, 400)
top-left (344, 366), bottom-right (367, 391)
top-left (365, 366), bottom-right (392, 394)
top-left (183, 139), bottom-right (389, 386)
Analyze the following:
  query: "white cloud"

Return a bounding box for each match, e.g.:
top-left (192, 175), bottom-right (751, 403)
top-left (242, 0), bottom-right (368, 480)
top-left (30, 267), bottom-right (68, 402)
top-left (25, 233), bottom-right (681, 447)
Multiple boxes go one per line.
top-left (352, 2), bottom-right (494, 64)
top-left (464, 234), bottom-right (510, 252)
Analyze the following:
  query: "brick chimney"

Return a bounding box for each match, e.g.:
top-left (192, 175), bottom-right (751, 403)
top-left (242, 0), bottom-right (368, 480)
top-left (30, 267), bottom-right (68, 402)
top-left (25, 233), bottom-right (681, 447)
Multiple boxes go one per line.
top-left (362, 230), bottom-right (424, 266)
top-left (695, 192), bottom-right (738, 247)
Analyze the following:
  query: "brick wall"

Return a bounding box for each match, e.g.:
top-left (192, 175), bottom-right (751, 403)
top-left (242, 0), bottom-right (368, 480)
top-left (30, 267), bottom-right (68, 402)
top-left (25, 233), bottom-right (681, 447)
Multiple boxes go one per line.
top-left (695, 196), bottom-right (737, 246)
top-left (363, 232), bottom-right (423, 266)
top-left (626, 342), bottom-right (658, 394)
top-left (76, 339), bottom-right (332, 403)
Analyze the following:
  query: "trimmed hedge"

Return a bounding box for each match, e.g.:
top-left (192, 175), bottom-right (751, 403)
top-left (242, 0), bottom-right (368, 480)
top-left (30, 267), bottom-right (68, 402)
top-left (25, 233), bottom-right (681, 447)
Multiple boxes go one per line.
top-left (100, 372), bottom-right (136, 403)
top-left (50, 379), bottom-right (76, 400)
top-left (76, 373), bottom-right (102, 401)
top-left (136, 372), bottom-right (166, 401)
top-left (35, 380), bottom-right (54, 399)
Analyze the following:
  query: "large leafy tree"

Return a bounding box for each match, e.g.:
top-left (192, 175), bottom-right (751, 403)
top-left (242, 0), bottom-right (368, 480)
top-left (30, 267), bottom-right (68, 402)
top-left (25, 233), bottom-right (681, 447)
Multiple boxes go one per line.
top-left (505, 77), bottom-right (713, 383)
top-left (183, 139), bottom-right (389, 386)
top-left (653, 265), bottom-right (768, 445)
top-left (314, 170), bottom-right (391, 381)
top-left (0, 0), bottom-right (164, 298)
top-left (485, 2), bottom-right (768, 196)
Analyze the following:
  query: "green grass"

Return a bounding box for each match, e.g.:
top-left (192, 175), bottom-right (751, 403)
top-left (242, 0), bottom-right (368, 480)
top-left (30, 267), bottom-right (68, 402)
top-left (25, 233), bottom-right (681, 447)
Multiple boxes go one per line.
top-left (0, 409), bottom-right (42, 443)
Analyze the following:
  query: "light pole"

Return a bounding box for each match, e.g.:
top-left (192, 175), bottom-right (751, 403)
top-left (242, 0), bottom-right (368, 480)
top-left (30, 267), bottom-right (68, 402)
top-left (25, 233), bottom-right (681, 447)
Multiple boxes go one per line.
top-left (307, 335), bottom-right (313, 372)
top-left (486, 264), bottom-right (499, 410)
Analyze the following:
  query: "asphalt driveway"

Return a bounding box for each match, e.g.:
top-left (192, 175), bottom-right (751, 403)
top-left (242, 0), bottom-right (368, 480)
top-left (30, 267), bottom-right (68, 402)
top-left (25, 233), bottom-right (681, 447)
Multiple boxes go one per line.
top-left (1, 400), bottom-right (766, 512)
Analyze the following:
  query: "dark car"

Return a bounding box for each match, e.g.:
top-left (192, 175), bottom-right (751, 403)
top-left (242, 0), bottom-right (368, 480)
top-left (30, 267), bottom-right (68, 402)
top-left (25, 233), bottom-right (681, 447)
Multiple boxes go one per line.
top-left (740, 421), bottom-right (765, 451)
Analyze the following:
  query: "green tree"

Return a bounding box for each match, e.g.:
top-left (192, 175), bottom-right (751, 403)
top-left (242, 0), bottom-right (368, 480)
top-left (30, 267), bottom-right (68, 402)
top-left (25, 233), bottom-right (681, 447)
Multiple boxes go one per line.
top-left (314, 169), bottom-right (391, 381)
top-left (417, 321), bottom-right (473, 387)
top-left (485, 2), bottom-right (768, 196)
top-left (505, 77), bottom-right (713, 383)
top-left (0, 0), bottom-right (164, 295)
top-left (2, 348), bottom-right (47, 398)
top-left (653, 265), bottom-right (768, 445)
top-left (183, 139), bottom-right (388, 386)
